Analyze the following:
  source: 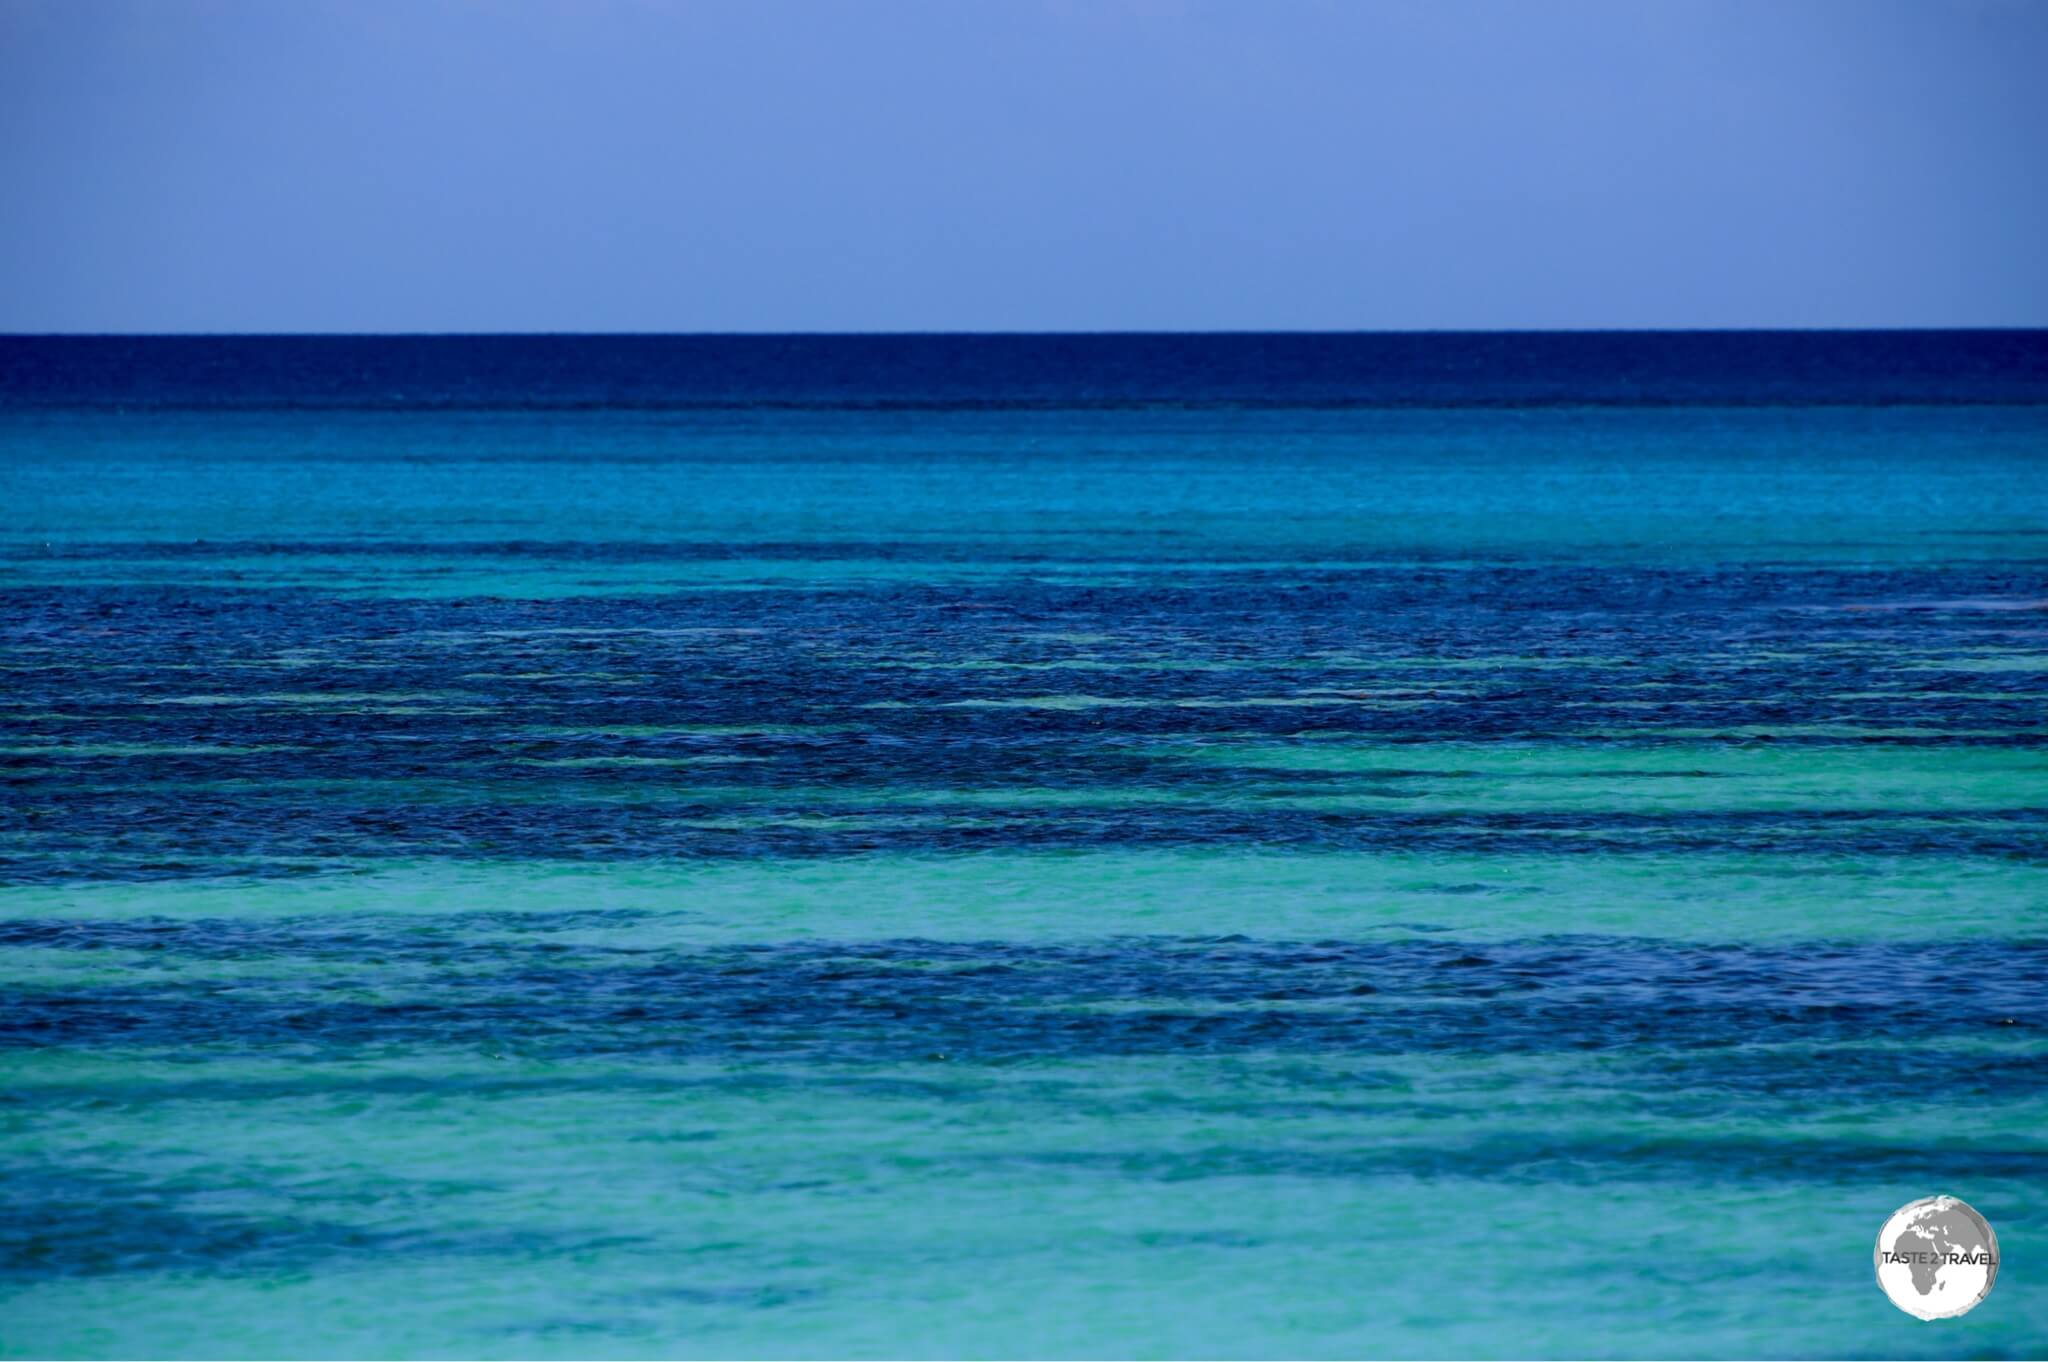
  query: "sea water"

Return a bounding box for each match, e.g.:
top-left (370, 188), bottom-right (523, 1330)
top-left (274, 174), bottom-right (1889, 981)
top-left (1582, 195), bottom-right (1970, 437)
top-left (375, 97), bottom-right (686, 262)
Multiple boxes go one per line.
top-left (2, 333), bottom-right (2045, 1357)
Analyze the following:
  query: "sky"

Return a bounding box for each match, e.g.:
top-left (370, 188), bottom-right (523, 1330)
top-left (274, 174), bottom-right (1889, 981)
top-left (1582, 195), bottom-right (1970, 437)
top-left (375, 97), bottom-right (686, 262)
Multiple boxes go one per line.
top-left (1, 0), bottom-right (2045, 333)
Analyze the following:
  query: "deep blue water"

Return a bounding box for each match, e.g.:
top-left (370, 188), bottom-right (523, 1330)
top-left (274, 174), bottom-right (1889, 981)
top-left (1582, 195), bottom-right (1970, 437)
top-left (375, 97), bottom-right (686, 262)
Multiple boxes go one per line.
top-left (5, 329), bottom-right (2046, 408)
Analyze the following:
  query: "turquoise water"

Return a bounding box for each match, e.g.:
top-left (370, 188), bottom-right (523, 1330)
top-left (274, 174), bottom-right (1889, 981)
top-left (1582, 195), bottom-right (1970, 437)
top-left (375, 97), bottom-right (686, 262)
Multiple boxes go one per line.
top-left (4, 351), bottom-right (2048, 1357)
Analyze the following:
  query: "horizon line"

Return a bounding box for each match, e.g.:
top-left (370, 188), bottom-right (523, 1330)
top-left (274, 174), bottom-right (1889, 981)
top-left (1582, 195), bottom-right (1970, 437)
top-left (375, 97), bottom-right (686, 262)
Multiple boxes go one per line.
top-left (6, 324), bottom-right (2048, 340)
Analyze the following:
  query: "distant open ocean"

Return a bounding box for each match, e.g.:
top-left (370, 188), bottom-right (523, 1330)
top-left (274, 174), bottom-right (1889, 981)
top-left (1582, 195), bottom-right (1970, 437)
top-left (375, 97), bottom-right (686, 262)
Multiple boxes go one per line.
top-left (3, 331), bottom-right (2046, 1358)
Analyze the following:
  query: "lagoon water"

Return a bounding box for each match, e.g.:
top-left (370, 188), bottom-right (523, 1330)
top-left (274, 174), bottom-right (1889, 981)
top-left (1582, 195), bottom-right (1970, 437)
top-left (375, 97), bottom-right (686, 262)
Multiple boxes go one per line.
top-left (3, 333), bottom-right (2046, 1357)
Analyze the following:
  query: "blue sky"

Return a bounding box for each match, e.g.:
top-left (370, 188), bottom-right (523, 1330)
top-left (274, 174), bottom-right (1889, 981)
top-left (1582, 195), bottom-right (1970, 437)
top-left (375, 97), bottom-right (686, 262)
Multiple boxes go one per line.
top-left (2, 0), bottom-right (2044, 332)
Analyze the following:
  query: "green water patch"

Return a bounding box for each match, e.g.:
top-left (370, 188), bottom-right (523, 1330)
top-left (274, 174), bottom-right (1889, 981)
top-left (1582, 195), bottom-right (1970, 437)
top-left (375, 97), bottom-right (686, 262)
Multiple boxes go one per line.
top-left (3, 849), bottom-right (2041, 945)
top-left (946, 694), bottom-right (1150, 711)
top-left (1153, 740), bottom-right (2048, 813)
top-left (1908, 654), bottom-right (2048, 673)
top-left (1566, 725), bottom-right (2042, 740)
top-left (3, 1042), bottom-right (2043, 1357)
top-left (13, 554), bottom-right (1363, 600)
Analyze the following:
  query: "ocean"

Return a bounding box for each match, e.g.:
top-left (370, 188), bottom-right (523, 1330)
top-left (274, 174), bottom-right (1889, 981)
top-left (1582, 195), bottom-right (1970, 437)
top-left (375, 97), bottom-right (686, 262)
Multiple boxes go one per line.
top-left (2, 331), bottom-right (2045, 1357)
